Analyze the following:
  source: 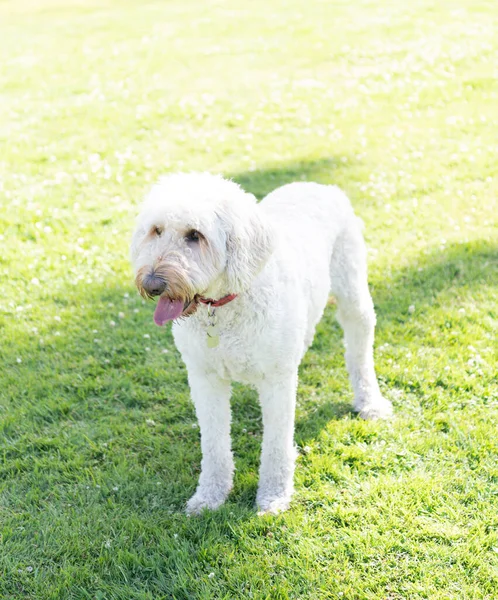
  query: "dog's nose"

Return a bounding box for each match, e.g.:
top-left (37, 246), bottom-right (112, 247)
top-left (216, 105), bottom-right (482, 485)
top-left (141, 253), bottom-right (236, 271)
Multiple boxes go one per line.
top-left (142, 274), bottom-right (167, 297)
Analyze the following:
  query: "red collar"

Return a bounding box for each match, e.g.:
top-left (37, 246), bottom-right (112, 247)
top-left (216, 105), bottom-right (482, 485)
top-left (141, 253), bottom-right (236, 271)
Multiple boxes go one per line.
top-left (198, 293), bottom-right (238, 307)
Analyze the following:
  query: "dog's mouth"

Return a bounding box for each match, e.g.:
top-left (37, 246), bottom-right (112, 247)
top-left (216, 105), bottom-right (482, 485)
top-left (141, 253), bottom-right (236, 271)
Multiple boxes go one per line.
top-left (153, 296), bottom-right (198, 326)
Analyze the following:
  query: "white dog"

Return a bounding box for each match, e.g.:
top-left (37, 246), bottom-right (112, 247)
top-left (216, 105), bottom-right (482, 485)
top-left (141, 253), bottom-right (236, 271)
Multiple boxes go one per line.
top-left (131, 172), bottom-right (392, 514)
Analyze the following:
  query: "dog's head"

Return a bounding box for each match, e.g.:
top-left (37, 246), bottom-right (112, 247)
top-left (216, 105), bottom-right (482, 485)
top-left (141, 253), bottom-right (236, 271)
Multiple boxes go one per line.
top-left (130, 173), bottom-right (273, 325)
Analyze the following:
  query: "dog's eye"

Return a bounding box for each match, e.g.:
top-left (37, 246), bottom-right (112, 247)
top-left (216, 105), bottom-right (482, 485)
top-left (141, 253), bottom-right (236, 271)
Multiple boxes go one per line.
top-left (153, 226), bottom-right (163, 237)
top-left (186, 230), bottom-right (201, 242)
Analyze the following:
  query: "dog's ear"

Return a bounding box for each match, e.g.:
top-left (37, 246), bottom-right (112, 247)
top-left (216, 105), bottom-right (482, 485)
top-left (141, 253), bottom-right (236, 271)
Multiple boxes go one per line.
top-left (222, 193), bottom-right (274, 293)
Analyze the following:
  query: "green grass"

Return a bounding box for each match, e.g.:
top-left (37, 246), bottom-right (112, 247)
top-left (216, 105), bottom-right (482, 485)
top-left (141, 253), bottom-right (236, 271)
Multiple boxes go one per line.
top-left (1, 0), bottom-right (497, 597)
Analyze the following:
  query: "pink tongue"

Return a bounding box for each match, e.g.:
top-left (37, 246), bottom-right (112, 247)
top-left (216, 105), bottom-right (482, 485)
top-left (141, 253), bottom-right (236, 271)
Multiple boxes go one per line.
top-left (153, 297), bottom-right (185, 326)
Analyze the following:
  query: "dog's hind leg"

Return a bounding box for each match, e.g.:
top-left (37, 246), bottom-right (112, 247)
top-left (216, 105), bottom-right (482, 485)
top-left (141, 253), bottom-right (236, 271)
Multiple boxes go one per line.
top-left (329, 222), bottom-right (392, 420)
top-left (185, 371), bottom-right (234, 514)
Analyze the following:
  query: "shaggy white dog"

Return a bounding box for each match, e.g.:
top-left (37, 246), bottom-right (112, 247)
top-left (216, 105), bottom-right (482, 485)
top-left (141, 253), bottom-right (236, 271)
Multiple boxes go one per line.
top-left (131, 172), bottom-right (392, 514)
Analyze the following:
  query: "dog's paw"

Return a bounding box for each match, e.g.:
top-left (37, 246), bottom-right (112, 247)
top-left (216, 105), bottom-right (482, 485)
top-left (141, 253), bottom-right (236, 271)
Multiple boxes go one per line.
top-left (185, 487), bottom-right (229, 515)
top-left (356, 396), bottom-right (393, 420)
top-left (256, 494), bottom-right (292, 515)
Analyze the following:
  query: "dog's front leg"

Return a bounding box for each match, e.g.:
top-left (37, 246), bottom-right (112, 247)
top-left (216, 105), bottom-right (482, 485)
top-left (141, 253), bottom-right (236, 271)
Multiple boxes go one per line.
top-left (185, 371), bottom-right (234, 515)
top-left (256, 373), bottom-right (298, 514)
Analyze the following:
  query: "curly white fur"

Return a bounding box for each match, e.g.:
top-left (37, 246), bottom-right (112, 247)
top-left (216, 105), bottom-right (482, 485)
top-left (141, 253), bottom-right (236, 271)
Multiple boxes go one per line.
top-left (131, 173), bottom-right (392, 515)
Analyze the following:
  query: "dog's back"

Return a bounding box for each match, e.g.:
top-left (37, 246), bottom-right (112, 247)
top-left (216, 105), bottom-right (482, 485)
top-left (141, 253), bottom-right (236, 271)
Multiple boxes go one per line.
top-left (260, 182), bottom-right (355, 239)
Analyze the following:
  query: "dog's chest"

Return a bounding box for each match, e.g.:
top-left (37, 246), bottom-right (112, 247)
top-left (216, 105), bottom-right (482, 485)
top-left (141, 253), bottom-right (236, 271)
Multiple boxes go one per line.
top-left (173, 307), bottom-right (271, 385)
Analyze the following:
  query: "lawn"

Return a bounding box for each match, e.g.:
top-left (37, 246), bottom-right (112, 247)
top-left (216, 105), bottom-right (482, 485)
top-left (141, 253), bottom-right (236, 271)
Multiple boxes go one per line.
top-left (0, 0), bottom-right (497, 598)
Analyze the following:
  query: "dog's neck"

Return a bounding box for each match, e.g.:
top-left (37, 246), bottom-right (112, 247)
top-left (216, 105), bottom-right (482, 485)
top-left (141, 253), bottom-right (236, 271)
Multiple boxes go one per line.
top-left (200, 272), bottom-right (238, 303)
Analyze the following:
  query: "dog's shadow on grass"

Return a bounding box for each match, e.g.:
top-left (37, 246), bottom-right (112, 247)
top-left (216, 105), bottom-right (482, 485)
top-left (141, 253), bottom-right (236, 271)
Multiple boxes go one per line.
top-left (229, 156), bottom-right (359, 200)
top-left (2, 195), bottom-right (496, 516)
